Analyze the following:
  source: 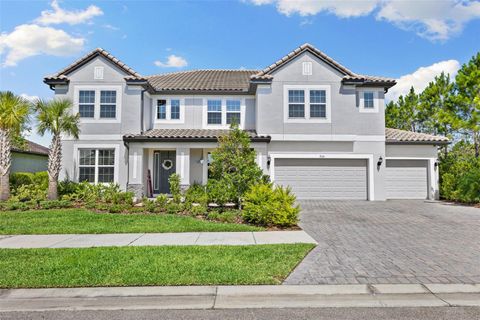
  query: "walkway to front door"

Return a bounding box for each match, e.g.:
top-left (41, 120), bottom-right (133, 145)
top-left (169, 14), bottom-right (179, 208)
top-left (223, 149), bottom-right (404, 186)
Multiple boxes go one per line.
top-left (153, 151), bottom-right (176, 194)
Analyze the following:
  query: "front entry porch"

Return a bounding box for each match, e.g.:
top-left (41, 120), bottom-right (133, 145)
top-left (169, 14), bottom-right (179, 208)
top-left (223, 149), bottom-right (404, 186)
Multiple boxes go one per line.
top-left (125, 142), bottom-right (269, 197)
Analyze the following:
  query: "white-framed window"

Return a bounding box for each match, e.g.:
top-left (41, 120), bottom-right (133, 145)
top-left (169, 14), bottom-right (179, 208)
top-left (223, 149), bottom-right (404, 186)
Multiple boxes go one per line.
top-left (358, 89), bottom-right (380, 113)
top-left (203, 97), bottom-right (246, 128)
top-left (78, 148), bottom-right (115, 184)
top-left (74, 86), bottom-right (122, 123)
top-left (100, 90), bottom-right (117, 118)
top-left (226, 100), bottom-right (241, 125)
top-left (283, 85), bottom-right (331, 123)
top-left (153, 97), bottom-right (185, 123)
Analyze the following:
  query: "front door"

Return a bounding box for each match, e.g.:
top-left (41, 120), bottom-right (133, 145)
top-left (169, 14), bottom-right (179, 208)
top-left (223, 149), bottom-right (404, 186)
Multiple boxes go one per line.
top-left (153, 151), bottom-right (176, 194)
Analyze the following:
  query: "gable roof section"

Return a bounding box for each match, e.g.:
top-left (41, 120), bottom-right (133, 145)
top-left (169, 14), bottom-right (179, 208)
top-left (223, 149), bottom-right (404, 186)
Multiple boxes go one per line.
top-left (252, 43), bottom-right (396, 88)
top-left (147, 70), bottom-right (259, 93)
top-left (44, 48), bottom-right (144, 82)
top-left (123, 128), bottom-right (271, 142)
top-left (12, 140), bottom-right (50, 156)
top-left (385, 128), bottom-right (449, 145)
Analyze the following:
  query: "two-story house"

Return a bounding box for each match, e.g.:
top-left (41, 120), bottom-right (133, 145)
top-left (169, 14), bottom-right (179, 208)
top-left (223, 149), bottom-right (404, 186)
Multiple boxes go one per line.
top-left (44, 43), bottom-right (448, 201)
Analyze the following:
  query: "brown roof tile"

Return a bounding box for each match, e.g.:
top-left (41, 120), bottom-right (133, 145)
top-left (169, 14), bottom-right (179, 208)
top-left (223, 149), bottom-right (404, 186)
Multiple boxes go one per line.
top-left (385, 128), bottom-right (449, 144)
top-left (124, 129), bottom-right (270, 142)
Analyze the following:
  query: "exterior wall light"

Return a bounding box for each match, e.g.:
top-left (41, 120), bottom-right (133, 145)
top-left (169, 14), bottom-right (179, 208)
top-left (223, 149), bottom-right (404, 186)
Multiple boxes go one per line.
top-left (377, 156), bottom-right (383, 167)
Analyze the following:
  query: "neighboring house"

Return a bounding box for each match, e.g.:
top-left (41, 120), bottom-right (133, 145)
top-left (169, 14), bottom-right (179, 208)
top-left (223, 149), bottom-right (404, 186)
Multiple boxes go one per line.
top-left (44, 43), bottom-right (448, 201)
top-left (11, 140), bottom-right (49, 173)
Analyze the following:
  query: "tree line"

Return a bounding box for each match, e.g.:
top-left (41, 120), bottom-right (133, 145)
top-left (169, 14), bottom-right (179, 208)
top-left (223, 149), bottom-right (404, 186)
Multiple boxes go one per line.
top-left (385, 52), bottom-right (479, 157)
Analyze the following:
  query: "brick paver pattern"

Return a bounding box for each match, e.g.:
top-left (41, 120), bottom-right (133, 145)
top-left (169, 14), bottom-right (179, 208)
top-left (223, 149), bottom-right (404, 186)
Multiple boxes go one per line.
top-left (285, 200), bottom-right (480, 285)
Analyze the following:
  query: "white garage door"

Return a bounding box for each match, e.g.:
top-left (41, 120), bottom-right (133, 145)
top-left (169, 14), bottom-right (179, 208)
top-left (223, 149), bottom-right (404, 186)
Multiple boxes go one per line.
top-left (386, 160), bottom-right (428, 199)
top-left (274, 159), bottom-right (368, 200)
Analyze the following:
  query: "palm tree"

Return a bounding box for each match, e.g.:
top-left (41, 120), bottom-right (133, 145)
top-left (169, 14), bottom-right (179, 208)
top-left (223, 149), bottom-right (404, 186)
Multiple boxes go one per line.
top-left (0, 91), bottom-right (31, 200)
top-left (36, 98), bottom-right (80, 200)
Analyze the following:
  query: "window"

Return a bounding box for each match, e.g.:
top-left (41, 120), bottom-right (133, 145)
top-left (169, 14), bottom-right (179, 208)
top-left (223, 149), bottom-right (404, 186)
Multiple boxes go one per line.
top-left (226, 100), bottom-right (241, 125)
top-left (288, 90), bottom-right (305, 118)
top-left (310, 90), bottom-right (326, 118)
top-left (78, 90), bottom-right (95, 118)
top-left (157, 100), bottom-right (166, 119)
top-left (171, 99), bottom-right (180, 120)
top-left (78, 149), bottom-right (115, 184)
top-left (100, 91), bottom-right (116, 118)
top-left (207, 100), bottom-right (222, 124)
top-left (364, 92), bottom-right (374, 109)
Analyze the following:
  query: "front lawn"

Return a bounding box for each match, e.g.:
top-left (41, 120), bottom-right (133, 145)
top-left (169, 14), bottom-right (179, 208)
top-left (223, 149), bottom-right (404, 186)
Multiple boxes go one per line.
top-left (0, 208), bottom-right (263, 234)
top-left (0, 244), bottom-right (314, 288)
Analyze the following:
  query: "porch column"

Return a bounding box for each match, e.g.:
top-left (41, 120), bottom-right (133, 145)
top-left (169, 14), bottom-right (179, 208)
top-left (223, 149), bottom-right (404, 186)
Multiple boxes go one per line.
top-left (176, 147), bottom-right (190, 190)
top-left (127, 146), bottom-right (144, 198)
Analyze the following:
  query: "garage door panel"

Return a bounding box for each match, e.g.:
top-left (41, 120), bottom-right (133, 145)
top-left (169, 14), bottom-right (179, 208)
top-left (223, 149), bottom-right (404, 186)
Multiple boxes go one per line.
top-left (274, 159), bottom-right (368, 200)
top-left (386, 160), bottom-right (428, 199)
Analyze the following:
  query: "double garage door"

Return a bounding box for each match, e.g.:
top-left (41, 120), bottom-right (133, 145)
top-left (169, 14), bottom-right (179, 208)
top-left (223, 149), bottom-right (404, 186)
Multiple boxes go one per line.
top-left (274, 159), bottom-right (368, 200)
top-left (274, 158), bottom-right (429, 200)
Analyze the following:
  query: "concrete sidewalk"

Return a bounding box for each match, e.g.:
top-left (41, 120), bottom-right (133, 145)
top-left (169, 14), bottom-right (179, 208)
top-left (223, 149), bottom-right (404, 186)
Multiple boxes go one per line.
top-left (0, 284), bottom-right (479, 312)
top-left (0, 231), bottom-right (317, 248)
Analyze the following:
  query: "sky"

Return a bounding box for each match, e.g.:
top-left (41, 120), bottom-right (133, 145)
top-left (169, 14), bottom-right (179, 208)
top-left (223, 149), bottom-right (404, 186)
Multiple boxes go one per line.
top-left (1, 0), bottom-right (479, 146)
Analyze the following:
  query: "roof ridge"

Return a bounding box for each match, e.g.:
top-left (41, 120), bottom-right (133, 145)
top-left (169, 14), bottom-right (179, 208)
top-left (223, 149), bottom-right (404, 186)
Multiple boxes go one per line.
top-left (146, 69), bottom-right (260, 78)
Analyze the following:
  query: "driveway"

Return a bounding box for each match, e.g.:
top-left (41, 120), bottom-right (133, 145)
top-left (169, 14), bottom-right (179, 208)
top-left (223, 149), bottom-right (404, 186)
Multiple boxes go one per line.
top-left (285, 200), bottom-right (480, 285)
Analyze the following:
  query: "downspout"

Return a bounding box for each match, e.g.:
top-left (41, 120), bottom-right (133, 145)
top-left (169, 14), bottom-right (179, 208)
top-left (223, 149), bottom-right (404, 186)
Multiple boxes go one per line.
top-left (140, 89), bottom-right (147, 134)
top-left (124, 139), bottom-right (130, 190)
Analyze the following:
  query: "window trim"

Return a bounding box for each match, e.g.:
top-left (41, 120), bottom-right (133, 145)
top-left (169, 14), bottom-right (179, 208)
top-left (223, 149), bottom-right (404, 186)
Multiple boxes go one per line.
top-left (153, 97), bottom-right (185, 124)
top-left (202, 97), bottom-right (246, 129)
top-left (73, 85), bottom-right (122, 123)
top-left (358, 89), bottom-right (380, 113)
top-left (283, 85), bottom-right (331, 123)
top-left (74, 144), bottom-right (120, 184)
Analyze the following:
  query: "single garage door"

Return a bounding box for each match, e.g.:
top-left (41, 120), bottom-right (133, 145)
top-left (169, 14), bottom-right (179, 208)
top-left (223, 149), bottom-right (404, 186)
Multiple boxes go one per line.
top-left (386, 159), bottom-right (428, 199)
top-left (274, 159), bottom-right (368, 200)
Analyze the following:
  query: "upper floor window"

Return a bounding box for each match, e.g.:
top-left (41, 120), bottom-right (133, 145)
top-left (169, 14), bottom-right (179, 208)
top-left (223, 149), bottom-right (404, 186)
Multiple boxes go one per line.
top-left (363, 92), bottom-right (374, 109)
top-left (78, 148), bottom-right (115, 184)
top-left (157, 100), bottom-right (167, 119)
top-left (75, 86), bottom-right (121, 122)
top-left (171, 99), bottom-right (180, 120)
top-left (100, 91), bottom-right (116, 118)
top-left (288, 90), bottom-right (305, 118)
top-left (226, 100), bottom-right (241, 125)
top-left (207, 100), bottom-right (222, 124)
top-left (284, 85), bottom-right (331, 123)
top-left (310, 90), bottom-right (326, 118)
top-left (79, 90), bottom-right (95, 118)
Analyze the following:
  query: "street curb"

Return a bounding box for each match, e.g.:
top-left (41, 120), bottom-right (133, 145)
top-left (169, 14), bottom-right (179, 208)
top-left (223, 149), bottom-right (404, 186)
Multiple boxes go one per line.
top-left (0, 284), bottom-right (479, 311)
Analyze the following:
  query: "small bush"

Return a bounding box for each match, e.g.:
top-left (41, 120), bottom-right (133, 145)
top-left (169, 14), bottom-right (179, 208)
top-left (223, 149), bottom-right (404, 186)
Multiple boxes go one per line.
top-left (166, 202), bottom-right (183, 215)
top-left (10, 184), bottom-right (47, 203)
top-left (242, 183), bottom-right (299, 227)
top-left (155, 194), bottom-right (169, 210)
top-left (10, 172), bottom-right (34, 189)
top-left (206, 179), bottom-right (235, 206)
top-left (207, 209), bottom-right (239, 223)
top-left (142, 197), bottom-right (157, 213)
top-left (4, 201), bottom-right (29, 211)
top-left (108, 204), bottom-right (128, 214)
top-left (58, 180), bottom-right (79, 197)
top-left (169, 174), bottom-right (182, 204)
top-left (189, 204), bottom-right (208, 216)
top-left (39, 200), bottom-right (72, 210)
top-left (32, 171), bottom-right (49, 190)
top-left (185, 183), bottom-right (208, 207)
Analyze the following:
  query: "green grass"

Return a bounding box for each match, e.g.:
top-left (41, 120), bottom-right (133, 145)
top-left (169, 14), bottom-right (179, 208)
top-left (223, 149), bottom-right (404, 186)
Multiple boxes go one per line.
top-left (0, 208), bottom-right (263, 234)
top-left (0, 244), bottom-right (314, 288)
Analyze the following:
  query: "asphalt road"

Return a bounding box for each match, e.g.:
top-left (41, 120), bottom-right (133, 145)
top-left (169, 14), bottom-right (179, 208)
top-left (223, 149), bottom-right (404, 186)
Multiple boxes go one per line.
top-left (1, 307), bottom-right (480, 320)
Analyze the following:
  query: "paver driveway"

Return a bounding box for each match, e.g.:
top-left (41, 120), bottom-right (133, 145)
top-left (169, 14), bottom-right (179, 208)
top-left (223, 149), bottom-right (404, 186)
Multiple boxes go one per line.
top-left (285, 200), bottom-right (480, 285)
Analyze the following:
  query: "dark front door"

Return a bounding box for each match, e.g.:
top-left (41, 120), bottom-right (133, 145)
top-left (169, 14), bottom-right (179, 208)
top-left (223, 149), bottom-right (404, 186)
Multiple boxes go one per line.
top-left (153, 151), bottom-right (176, 194)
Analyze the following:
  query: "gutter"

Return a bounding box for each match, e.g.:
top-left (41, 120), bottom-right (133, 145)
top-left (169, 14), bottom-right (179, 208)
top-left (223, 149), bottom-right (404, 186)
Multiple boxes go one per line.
top-left (386, 140), bottom-right (450, 146)
top-left (122, 136), bottom-right (272, 143)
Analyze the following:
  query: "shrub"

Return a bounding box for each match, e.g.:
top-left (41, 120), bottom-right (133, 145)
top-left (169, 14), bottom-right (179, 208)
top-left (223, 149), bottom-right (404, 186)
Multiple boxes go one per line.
top-left (32, 171), bottom-right (49, 190)
top-left (39, 200), bottom-right (72, 210)
top-left (242, 183), bottom-right (299, 227)
top-left (58, 180), bottom-right (79, 197)
top-left (10, 172), bottom-right (34, 189)
top-left (142, 197), bottom-right (157, 213)
top-left (166, 202), bottom-right (183, 215)
top-left (10, 184), bottom-right (47, 203)
top-left (155, 194), bottom-right (169, 210)
top-left (206, 179), bottom-right (235, 206)
top-left (207, 209), bottom-right (239, 223)
top-left (189, 204), bottom-right (208, 216)
top-left (108, 204), bottom-right (128, 214)
top-left (169, 173), bottom-right (182, 204)
top-left (185, 183), bottom-right (208, 207)
top-left (4, 201), bottom-right (29, 211)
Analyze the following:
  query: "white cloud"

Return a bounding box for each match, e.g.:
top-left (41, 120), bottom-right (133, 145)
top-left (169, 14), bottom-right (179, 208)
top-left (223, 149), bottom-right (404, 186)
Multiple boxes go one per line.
top-left (0, 24), bottom-right (84, 67)
top-left (35, 0), bottom-right (103, 25)
top-left (20, 93), bottom-right (39, 103)
top-left (247, 0), bottom-right (480, 40)
top-left (103, 24), bottom-right (119, 31)
top-left (154, 55), bottom-right (188, 68)
top-left (377, 0), bottom-right (480, 41)
top-left (385, 59), bottom-right (460, 102)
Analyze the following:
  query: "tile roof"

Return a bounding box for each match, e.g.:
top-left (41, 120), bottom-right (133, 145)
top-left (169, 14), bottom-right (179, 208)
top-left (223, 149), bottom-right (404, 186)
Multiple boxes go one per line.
top-left (146, 70), bottom-right (259, 93)
top-left (44, 48), bottom-right (144, 81)
top-left (124, 129), bottom-right (271, 142)
top-left (12, 140), bottom-right (50, 156)
top-left (385, 128), bottom-right (449, 144)
top-left (252, 43), bottom-right (396, 87)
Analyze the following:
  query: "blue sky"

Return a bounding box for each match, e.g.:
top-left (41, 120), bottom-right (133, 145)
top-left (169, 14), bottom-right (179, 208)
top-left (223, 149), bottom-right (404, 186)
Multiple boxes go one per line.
top-left (1, 0), bottom-right (479, 146)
